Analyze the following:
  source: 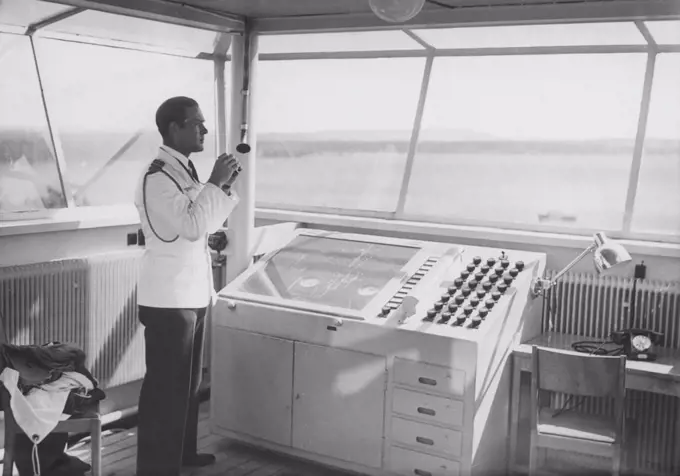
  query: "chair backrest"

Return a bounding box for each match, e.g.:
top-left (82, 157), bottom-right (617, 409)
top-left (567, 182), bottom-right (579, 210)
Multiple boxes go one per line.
top-left (532, 345), bottom-right (626, 398)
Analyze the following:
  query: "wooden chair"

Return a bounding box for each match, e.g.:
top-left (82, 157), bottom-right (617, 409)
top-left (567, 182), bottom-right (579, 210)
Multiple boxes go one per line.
top-left (0, 313), bottom-right (101, 476)
top-left (1, 389), bottom-right (102, 476)
top-left (529, 345), bottom-right (626, 476)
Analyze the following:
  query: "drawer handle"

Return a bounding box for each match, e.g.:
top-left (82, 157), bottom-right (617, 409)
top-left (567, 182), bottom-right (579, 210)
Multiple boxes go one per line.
top-left (417, 407), bottom-right (436, 416)
top-left (414, 470), bottom-right (432, 476)
top-left (416, 436), bottom-right (434, 446)
top-left (418, 377), bottom-right (437, 386)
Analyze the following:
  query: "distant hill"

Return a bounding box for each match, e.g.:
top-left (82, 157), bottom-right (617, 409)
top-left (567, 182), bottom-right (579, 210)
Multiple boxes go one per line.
top-left (259, 128), bottom-right (499, 142)
top-left (2, 129), bottom-right (678, 164)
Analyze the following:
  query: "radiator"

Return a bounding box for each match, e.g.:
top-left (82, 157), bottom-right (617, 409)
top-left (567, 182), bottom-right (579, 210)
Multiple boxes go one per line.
top-left (541, 271), bottom-right (680, 475)
top-left (0, 251), bottom-right (145, 389)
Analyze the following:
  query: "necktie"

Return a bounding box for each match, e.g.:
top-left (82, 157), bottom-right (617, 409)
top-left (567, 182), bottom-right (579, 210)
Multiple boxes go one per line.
top-left (188, 160), bottom-right (199, 182)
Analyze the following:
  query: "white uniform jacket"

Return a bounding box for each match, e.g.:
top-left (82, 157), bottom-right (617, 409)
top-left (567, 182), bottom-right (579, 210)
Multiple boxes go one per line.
top-left (134, 145), bottom-right (239, 309)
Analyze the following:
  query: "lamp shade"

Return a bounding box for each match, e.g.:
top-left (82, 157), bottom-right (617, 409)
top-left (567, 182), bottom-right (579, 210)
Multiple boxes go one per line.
top-left (368, 0), bottom-right (425, 23)
top-left (592, 232), bottom-right (632, 274)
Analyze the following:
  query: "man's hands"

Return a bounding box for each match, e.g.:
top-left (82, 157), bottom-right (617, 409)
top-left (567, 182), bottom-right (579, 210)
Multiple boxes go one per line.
top-left (207, 153), bottom-right (242, 190)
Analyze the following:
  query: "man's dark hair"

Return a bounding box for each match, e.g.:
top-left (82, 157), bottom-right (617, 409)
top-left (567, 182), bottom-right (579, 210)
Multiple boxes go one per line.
top-left (155, 96), bottom-right (198, 139)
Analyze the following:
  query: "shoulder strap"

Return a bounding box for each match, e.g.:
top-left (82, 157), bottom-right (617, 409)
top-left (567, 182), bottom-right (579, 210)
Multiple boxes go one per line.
top-left (142, 159), bottom-right (182, 243)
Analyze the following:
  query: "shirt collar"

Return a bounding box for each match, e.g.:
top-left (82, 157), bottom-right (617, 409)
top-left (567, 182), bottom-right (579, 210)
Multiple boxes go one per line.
top-left (159, 145), bottom-right (191, 169)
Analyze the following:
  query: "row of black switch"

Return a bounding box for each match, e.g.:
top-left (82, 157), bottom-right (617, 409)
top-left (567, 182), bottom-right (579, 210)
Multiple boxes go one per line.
top-left (378, 258), bottom-right (438, 318)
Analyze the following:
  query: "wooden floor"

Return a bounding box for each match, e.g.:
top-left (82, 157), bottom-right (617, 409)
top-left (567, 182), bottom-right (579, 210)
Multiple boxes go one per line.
top-left (2, 402), bottom-right (355, 476)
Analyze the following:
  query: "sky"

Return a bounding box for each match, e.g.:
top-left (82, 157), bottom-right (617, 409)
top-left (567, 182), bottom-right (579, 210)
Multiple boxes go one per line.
top-left (0, 9), bottom-right (679, 141)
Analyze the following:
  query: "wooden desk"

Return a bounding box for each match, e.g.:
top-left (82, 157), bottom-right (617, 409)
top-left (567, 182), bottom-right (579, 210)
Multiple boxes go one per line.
top-left (509, 332), bottom-right (680, 474)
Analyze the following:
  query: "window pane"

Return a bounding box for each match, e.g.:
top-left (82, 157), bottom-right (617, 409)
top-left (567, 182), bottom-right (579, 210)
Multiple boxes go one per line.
top-left (255, 58), bottom-right (425, 212)
top-left (645, 21), bottom-right (680, 45)
top-left (39, 10), bottom-right (225, 55)
top-left (35, 39), bottom-right (219, 207)
top-left (258, 31), bottom-right (423, 53)
top-left (0, 0), bottom-right (73, 29)
top-left (404, 54), bottom-right (646, 231)
top-left (412, 22), bottom-right (645, 49)
top-left (0, 33), bottom-right (66, 213)
top-left (632, 54), bottom-right (680, 236)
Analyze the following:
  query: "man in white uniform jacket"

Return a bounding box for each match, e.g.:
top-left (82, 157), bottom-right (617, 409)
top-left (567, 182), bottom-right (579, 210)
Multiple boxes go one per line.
top-left (133, 96), bottom-right (241, 476)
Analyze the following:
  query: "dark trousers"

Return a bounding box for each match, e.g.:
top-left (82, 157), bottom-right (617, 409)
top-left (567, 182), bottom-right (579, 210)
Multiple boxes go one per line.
top-left (136, 305), bottom-right (207, 476)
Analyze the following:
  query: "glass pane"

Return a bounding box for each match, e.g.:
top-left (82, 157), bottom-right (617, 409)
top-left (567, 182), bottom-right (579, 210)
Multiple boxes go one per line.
top-left (258, 31), bottom-right (423, 53)
top-left (40, 10), bottom-right (224, 55)
top-left (645, 21), bottom-right (680, 45)
top-left (412, 22), bottom-right (645, 49)
top-left (405, 54), bottom-right (646, 231)
top-left (632, 54), bottom-right (680, 236)
top-left (0, 0), bottom-right (73, 29)
top-left (35, 39), bottom-right (220, 206)
top-left (0, 34), bottom-right (66, 213)
top-left (255, 58), bottom-right (424, 212)
top-left (239, 235), bottom-right (418, 311)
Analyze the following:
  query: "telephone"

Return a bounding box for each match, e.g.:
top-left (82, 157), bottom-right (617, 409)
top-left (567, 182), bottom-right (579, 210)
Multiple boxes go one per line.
top-left (611, 328), bottom-right (663, 361)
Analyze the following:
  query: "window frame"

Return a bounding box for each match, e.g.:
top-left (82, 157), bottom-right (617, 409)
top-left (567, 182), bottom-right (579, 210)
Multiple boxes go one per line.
top-left (1, 16), bottom-right (679, 245)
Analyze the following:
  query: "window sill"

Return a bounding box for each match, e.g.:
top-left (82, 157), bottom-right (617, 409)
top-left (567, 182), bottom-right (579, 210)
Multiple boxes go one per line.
top-left (0, 206), bottom-right (140, 237)
top-left (2, 206), bottom-right (679, 261)
top-left (256, 208), bottom-right (680, 259)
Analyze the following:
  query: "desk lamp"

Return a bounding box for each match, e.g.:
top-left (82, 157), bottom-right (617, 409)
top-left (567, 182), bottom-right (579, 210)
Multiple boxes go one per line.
top-left (531, 232), bottom-right (632, 298)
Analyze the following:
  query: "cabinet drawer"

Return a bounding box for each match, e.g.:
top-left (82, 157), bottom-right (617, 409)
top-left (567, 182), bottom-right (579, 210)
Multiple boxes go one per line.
top-left (391, 417), bottom-right (462, 458)
top-left (394, 358), bottom-right (465, 396)
top-left (392, 388), bottom-right (464, 428)
top-left (388, 446), bottom-right (461, 476)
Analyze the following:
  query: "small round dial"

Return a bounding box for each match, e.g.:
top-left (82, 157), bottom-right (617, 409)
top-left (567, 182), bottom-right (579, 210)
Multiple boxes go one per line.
top-left (632, 334), bottom-right (652, 352)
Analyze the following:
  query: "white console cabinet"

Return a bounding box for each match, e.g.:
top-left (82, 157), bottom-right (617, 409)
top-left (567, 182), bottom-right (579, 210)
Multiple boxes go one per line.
top-left (211, 230), bottom-right (546, 476)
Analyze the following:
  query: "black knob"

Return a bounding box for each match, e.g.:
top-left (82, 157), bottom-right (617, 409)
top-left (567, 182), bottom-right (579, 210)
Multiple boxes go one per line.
top-left (455, 295), bottom-right (465, 305)
top-left (494, 266), bottom-right (504, 276)
top-left (492, 291), bottom-right (501, 301)
top-left (468, 280), bottom-right (478, 289)
top-left (440, 311), bottom-right (452, 323)
top-left (472, 256), bottom-right (482, 265)
top-left (478, 308), bottom-right (489, 318)
top-left (498, 283), bottom-right (508, 294)
top-left (489, 274), bottom-right (499, 283)
top-left (448, 303), bottom-right (458, 313)
top-left (462, 287), bottom-right (471, 297)
top-left (485, 299), bottom-right (495, 309)
top-left (487, 258), bottom-right (496, 267)
top-left (477, 289), bottom-right (486, 299)
top-left (464, 305), bottom-right (474, 316)
top-left (456, 315), bottom-right (467, 325)
top-left (424, 309), bottom-right (437, 321)
top-left (482, 281), bottom-right (493, 291)
top-left (503, 275), bottom-right (513, 286)
top-left (447, 285), bottom-right (457, 295)
top-left (434, 301), bottom-right (444, 311)
top-left (470, 297), bottom-right (480, 307)
top-left (460, 270), bottom-right (470, 280)
top-left (509, 268), bottom-right (519, 278)
top-left (454, 277), bottom-right (465, 288)
top-left (440, 294), bottom-right (450, 303)
top-left (475, 272), bottom-right (485, 282)
top-left (501, 259), bottom-right (510, 269)
top-left (515, 261), bottom-right (525, 271)
top-left (466, 263), bottom-right (476, 272)
top-left (480, 265), bottom-right (490, 274)
top-left (470, 316), bottom-right (482, 328)
top-left (381, 306), bottom-right (391, 316)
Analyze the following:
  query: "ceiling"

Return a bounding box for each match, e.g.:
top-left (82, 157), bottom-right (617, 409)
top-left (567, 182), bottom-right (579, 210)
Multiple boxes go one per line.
top-left (47, 0), bottom-right (680, 33)
top-left (134, 0), bottom-right (680, 19)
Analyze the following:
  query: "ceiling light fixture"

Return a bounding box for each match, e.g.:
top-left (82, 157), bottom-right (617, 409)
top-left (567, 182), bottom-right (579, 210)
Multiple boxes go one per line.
top-left (368, 0), bottom-right (426, 23)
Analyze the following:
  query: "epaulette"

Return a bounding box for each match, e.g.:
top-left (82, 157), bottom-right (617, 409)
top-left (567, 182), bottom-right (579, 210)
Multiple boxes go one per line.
top-left (147, 159), bottom-right (166, 175)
